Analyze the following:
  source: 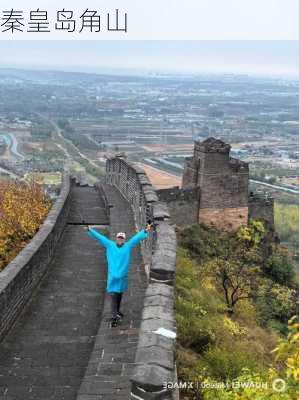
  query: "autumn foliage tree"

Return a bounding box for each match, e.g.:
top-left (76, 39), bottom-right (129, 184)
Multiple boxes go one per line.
top-left (212, 221), bottom-right (267, 314)
top-left (178, 222), bottom-right (296, 318)
top-left (212, 221), bottom-right (296, 316)
top-left (0, 180), bottom-right (52, 271)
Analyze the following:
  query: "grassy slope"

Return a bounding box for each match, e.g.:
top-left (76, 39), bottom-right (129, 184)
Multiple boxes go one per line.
top-left (175, 224), bottom-right (297, 399)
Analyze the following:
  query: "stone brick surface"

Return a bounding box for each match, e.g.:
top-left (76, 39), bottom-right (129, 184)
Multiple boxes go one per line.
top-left (164, 138), bottom-right (274, 234)
top-left (0, 185), bottom-right (109, 400)
top-left (157, 187), bottom-right (199, 227)
top-left (180, 138), bottom-right (250, 230)
top-left (76, 184), bottom-right (148, 400)
top-left (248, 193), bottom-right (274, 229)
top-left (198, 207), bottom-right (248, 231)
top-left (130, 364), bottom-right (173, 392)
top-left (105, 158), bottom-right (178, 400)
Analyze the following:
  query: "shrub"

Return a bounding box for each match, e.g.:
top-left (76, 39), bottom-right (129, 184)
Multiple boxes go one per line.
top-left (0, 180), bottom-right (51, 271)
top-left (256, 284), bottom-right (296, 327)
top-left (265, 250), bottom-right (295, 285)
top-left (202, 317), bottom-right (299, 399)
top-left (200, 342), bottom-right (260, 381)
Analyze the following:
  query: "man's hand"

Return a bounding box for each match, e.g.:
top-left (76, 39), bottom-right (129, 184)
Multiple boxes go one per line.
top-left (145, 223), bottom-right (153, 232)
top-left (84, 225), bottom-right (90, 231)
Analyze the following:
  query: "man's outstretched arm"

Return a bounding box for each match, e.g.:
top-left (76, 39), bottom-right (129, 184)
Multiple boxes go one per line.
top-left (126, 223), bottom-right (152, 248)
top-left (126, 230), bottom-right (148, 248)
top-left (86, 227), bottom-right (111, 248)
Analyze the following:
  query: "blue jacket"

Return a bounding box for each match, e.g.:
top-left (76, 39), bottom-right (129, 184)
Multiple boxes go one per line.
top-left (87, 228), bottom-right (148, 293)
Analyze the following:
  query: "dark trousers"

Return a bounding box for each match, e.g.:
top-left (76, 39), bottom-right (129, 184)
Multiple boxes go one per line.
top-left (110, 292), bottom-right (123, 317)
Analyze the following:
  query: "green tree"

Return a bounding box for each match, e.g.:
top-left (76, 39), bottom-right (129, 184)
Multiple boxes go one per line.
top-left (212, 221), bottom-right (267, 314)
top-left (265, 248), bottom-right (295, 285)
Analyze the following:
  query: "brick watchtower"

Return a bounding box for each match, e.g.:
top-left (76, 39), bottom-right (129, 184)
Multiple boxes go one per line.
top-left (182, 137), bottom-right (249, 230)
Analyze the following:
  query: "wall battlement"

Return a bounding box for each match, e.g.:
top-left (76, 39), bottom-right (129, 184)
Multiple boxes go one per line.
top-left (157, 186), bottom-right (200, 228)
top-left (249, 192), bottom-right (275, 229)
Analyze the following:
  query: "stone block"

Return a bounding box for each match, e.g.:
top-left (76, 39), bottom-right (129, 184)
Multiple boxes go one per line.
top-left (130, 364), bottom-right (174, 392)
top-left (145, 284), bottom-right (174, 299)
top-left (135, 346), bottom-right (174, 370)
top-left (143, 295), bottom-right (174, 310)
top-left (153, 203), bottom-right (170, 221)
top-left (142, 306), bottom-right (174, 323)
top-left (137, 332), bottom-right (174, 352)
top-left (140, 318), bottom-right (176, 334)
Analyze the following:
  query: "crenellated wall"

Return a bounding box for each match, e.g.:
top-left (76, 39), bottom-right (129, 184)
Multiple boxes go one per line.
top-left (105, 156), bottom-right (178, 400)
top-left (248, 192), bottom-right (275, 230)
top-left (157, 186), bottom-right (200, 228)
top-left (0, 174), bottom-right (72, 342)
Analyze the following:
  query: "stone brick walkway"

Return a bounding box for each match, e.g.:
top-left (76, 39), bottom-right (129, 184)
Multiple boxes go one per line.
top-left (68, 185), bottom-right (109, 225)
top-left (0, 186), bottom-right (109, 400)
top-left (76, 184), bottom-right (148, 400)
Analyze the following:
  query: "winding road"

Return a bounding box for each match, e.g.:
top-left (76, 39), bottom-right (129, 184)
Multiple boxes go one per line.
top-left (0, 132), bottom-right (24, 160)
top-left (36, 114), bottom-right (101, 171)
top-left (0, 165), bottom-right (20, 179)
top-left (250, 179), bottom-right (299, 194)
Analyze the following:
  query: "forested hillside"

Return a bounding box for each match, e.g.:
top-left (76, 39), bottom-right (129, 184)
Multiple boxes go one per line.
top-left (176, 222), bottom-right (299, 399)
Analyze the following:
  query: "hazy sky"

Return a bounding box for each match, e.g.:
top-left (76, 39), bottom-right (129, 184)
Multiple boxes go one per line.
top-left (0, 41), bottom-right (299, 78)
